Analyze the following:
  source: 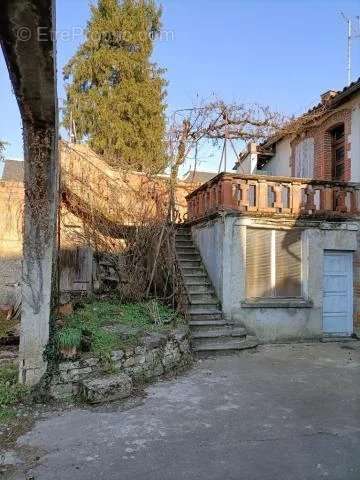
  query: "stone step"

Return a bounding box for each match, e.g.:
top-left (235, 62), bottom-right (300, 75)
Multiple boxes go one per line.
top-left (191, 326), bottom-right (247, 339)
top-left (189, 308), bottom-right (222, 317)
top-left (181, 266), bottom-right (206, 276)
top-left (175, 235), bottom-right (194, 246)
top-left (189, 291), bottom-right (217, 300)
top-left (176, 243), bottom-right (199, 254)
top-left (190, 296), bottom-right (219, 304)
top-left (183, 274), bottom-right (209, 284)
top-left (192, 336), bottom-right (258, 352)
top-left (177, 252), bottom-right (200, 259)
top-left (320, 336), bottom-right (357, 343)
top-left (176, 233), bottom-right (192, 240)
top-left (189, 319), bottom-right (226, 327)
top-left (179, 259), bottom-right (202, 268)
top-left (190, 302), bottom-right (220, 312)
top-left (186, 285), bottom-right (214, 294)
top-left (176, 244), bottom-right (197, 250)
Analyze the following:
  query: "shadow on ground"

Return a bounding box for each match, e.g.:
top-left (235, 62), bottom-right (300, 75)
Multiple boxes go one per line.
top-left (3, 342), bottom-right (360, 480)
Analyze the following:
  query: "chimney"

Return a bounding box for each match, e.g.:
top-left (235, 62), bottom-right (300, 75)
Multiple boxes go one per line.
top-left (247, 142), bottom-right (258, 154)
top-left (321, 90), bottom-right (337, 104)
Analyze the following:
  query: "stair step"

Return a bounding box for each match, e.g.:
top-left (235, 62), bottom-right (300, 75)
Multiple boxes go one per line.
top-left (183, 274), bottom-right (209, 281)
top-left (192, 336), bottom-right (258, 352)
top-left (189, 319), bottom-right (226, 327)
top-left (186, 285), bottom-right (214, 294)
top-left (179, 258), bottom-right (202, 265)
top-left (176, 244), bottom-right (196, 250)
top-left (176, 233), bottom-right (192, 239)
top-left (181, 267), bottom-right (206, 275)
top-left (189, 292), bottom-right (217, 301)
top-left (320, 336), bottom-right (357, 343)
top-left (189, 308), bottom-right (222, 316)
top-left (177, 252), bottom-right (200, 259)
top-left (191, 326), bottom-right (247, 339)
top-left (190, 297), bottom-right (219, 304)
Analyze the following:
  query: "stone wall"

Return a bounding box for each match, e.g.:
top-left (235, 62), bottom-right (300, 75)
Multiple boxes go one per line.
top-left (0, 181), bottom-right (23, 304)
top-left (50, 327), bottom-right (192, 401)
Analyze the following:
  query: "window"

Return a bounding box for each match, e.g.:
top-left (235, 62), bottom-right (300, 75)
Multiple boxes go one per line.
top-left (330, 124), bottom-right (345, 181)
top-left (294, 138), bottom-right (314, 178)
top-left (246, 228), bottom-right (302, 299)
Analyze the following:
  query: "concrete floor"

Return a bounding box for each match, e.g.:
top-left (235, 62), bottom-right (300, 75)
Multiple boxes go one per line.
top-left (7, 342), bottom-right (360, 479)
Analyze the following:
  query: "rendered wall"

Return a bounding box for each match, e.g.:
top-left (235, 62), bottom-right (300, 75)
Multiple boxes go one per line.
top-left (192, 215), bottom-right (359, 342)
top-left (263, 138), bottom-right (292, 177)
top-left (191, 219), bottom-right (224, 299)
top-left (351, 105), bottom-right (360, 182)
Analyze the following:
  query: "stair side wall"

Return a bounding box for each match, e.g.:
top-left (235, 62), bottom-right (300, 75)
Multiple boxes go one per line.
top-left (190, 219), bottom-right (225, 302)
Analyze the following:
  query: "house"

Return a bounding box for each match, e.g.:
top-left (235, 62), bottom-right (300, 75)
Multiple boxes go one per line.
top-left (235, 79), bottom-right (360, 181)
top-left (183, 170), bottom-right (217, 184)
top-left (183, 80), bottom-right (360, 343)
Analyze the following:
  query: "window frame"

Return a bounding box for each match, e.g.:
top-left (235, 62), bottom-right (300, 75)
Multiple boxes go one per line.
top-left (330, 124), bottom-right (345, 181)
top-left (245, 227), bottom-right (304, 301)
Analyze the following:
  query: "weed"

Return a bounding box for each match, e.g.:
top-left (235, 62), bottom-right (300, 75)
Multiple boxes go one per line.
top-left (54, 299), bottom-right (183, 368)
top-left (0, 365), bottom-right (28, 422)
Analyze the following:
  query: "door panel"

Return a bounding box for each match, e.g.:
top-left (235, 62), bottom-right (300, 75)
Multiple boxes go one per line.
top-left (323, 251), bottom-right (353, 335)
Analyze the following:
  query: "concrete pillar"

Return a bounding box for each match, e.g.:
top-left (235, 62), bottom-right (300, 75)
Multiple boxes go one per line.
top-left (19, 124), bottom-right (59, 385)
top-left (0, 0), bottom-right (58, 386)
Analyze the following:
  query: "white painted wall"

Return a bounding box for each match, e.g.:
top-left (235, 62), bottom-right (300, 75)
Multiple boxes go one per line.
top-left (262, 138), bottom-right (291, 177)
top-left (192, 215), bottom-right (359, 342)
top-left (237, 152), bottom-right (258, 174)
top-left (351, 106), bottom-right (360, 182)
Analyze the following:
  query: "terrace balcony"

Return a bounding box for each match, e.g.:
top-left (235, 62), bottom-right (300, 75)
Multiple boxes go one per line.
top-left (185, 172), bottom-right (360, 222)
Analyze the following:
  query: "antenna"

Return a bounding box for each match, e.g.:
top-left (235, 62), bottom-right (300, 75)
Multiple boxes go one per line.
top-left (340, 12), bottom-right (360, 86)
top-left (340, 12), bottom-right (352, 85)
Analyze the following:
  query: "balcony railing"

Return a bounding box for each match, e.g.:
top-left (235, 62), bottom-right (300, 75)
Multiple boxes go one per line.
top-left (186, 173), bottom-right (360, 221)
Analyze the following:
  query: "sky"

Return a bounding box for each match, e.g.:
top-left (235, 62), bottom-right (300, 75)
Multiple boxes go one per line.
top-left (1, 0), bottom-right (360, 174)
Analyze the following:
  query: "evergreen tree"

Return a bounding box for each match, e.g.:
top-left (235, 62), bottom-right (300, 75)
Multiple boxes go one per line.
top-left (63, 0), bottom-right (167, 172)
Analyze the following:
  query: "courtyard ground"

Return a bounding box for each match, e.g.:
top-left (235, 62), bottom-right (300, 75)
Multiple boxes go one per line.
top-left (3, 341), bottom-right (360, 480)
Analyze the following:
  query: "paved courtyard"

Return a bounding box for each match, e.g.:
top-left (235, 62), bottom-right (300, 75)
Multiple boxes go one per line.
top-left (5, 342), bottom-right (360, 479)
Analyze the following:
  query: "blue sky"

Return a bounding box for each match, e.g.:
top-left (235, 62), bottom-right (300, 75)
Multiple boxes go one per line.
top-left (1, 0), bottom-right (360, 173)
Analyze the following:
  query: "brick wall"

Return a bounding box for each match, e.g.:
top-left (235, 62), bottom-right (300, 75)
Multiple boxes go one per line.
top-left (291, 108), bottom-right (352, 181)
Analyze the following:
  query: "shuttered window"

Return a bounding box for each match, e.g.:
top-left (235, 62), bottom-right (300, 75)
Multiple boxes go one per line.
top-left (246, 228), bottom-right (302, 299)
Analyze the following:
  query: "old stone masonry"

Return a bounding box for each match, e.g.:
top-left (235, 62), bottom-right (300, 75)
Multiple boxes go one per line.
top-left (50, 327), bottom-right (192, 403)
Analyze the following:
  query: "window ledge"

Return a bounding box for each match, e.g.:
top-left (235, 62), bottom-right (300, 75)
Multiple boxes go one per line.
top-left (241, 299), bottom-right (313, 309)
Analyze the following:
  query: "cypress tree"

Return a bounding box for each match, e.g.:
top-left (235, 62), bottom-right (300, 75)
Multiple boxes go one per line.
top-left (63, 0), bottom-right (167, 172)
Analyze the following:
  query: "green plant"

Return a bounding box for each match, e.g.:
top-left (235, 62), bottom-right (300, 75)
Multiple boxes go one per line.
top-left (56, 327), bottom-right (82, 350)
top-left (0, 365), bottom-right (28, 422)
top-left (63, 0), bottom-right (167, 173)
top-left (54, 299), bottom-right (184, 368)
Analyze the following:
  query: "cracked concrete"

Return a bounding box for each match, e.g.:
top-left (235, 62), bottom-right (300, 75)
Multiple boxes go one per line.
top-left (5, 342), bottom-right (360, 479)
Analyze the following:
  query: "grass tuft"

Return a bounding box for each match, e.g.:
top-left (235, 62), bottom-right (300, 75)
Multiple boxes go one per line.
top-left (0, 365), bottom-right (28, 422)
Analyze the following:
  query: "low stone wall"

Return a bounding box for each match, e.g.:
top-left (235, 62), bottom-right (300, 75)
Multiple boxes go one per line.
top-left (50, 327), bottom-right (192, 401)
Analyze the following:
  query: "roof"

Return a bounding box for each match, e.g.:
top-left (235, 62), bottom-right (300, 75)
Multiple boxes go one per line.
top-left (183, 171), bottom-right (217, 184)
top-left (1, 159), bottom-right (24, 182)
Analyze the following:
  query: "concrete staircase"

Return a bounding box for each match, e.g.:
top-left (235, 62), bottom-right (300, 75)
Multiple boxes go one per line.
top-left (176, 226), bottom-right (258, 354)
